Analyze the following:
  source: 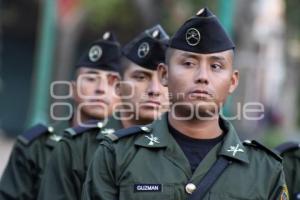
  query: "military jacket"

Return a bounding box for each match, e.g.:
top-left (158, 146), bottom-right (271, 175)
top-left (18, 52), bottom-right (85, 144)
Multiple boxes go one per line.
top-left (82, 113), bottom-right (288, 200)
top-left (37, 116), bottom-right (123, 200)
top-left (0, 121), bottom-right (69, 200)
top-left (276, 142), bottom-right (300, 200)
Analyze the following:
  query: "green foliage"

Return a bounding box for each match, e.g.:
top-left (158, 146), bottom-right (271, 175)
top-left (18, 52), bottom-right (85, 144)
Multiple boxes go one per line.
top-left (80, 0), bottom-right (219, 35)
top-left (285, 0), bottom-right (300, 34)
top-left (80, 0), bottom-right (138, 31)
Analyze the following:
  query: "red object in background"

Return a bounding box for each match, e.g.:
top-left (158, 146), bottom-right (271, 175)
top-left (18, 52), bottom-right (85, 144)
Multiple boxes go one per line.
top-left (58, 0), bottom-right (80, 23)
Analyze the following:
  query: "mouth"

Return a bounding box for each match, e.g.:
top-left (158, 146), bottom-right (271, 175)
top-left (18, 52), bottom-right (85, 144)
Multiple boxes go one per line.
top-left (141, 100), bottom-right (161, 107)
top-left (88, 99), bottom-right (108, 105)
top-left (189, 89), bottom-right (213, 99)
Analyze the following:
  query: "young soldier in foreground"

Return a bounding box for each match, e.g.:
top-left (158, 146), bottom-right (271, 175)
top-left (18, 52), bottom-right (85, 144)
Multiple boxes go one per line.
top-left (82, 8), bottom-right (288, 200)
top-left (0, 32), bottom-right (120, 200)
top-left (37, 25), bottom-right (169, 200)
top-left (275, 142), bottom-right (300, 199)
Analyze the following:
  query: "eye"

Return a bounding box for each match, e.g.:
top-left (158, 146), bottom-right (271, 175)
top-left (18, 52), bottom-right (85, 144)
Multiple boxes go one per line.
top-left (181, 58), bottom-right (197, 68)
top-left (184, 61), bottom-right (192, 66)
top-left (84, 76), bottom-right (96, 82)
top-left (133, 74), bottom-right (147, 81)
top-left (211, 64), bottom-right (223, 71)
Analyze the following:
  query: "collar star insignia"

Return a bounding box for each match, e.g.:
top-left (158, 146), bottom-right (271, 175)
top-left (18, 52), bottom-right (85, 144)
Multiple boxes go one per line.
top-left (101, 128), bottom-right (115, 135)
top-left (49, 134), bottom-right (62, 142)
top-left (227, 144), bottom-right (244, 156)
top-left (145, 134), bottom-right (160, 146)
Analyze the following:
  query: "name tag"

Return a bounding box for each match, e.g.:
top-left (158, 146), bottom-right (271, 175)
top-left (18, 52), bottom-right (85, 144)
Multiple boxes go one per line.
top-left (134, 184), bottom-right (162, 192)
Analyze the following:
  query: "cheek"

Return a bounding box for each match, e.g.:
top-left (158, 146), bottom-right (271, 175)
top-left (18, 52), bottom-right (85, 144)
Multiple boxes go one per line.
top-left (106, 86), bottom-right (119, 102)
top-left (168, 71), bottom-right (188, 94)
top-left (120, 83), bottom-right (133, 98)
top-left (132, 84), bottom-right (148, 100)
top-left (79, 83), bottom-right (95, 96)
top-left (160, 87), bottom-right (169, 101)
top-left (212, 77), bottom-right (232, 101)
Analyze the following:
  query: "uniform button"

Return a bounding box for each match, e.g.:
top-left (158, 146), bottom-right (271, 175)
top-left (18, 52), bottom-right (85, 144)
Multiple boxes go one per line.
top-left (185, 183), bottom-right (196, 194)
top-left (244, 140), bottom-right (251, 144)
top-left (141, 126), bottom-right (151, 132)
top-left (97, 122), bottom-right (103, 128)
top-left (48, 126), bottom-right (54, 133)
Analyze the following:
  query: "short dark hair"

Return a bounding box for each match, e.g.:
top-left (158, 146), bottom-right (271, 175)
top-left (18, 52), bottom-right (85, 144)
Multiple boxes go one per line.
top-left (165, 48), bottom-right (175, 66)
top-left (119, 56), bottom-right (132, 78)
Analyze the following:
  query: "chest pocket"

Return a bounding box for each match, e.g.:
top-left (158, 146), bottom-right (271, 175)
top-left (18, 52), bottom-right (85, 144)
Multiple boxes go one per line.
top-left (119, 184), bottom-right (174, 200)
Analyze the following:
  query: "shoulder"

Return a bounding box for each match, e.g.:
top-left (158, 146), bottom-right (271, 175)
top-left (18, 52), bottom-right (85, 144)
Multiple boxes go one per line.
top-left (17, 123), bottom-right (51, 145)
top-left (243, 140), bottom-right (282, 163)
top-left (99, 125), bottom-right (152, 153)
top-left (64, 120), bottom-right (103, 138)
top-left (104, 125), bottom-right (150, 142)
top-left (274, 141), bottom-right (300, 155)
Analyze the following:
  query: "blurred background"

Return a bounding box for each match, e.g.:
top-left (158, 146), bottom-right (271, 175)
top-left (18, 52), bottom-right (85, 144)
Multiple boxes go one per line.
top-left (0, 0), bottom-right (300, 175)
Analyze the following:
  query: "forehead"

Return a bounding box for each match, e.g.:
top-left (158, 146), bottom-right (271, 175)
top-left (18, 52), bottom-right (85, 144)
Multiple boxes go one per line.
top-left (77, 67), bottom-right (117, 76)
top-left (126, 62), bottom-right (155, 75)
top-left (172, 49), bottom-right (233, 62)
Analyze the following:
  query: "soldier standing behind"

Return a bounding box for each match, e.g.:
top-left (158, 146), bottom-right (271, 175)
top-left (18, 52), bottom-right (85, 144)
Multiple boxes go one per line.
top-left (0, 31), bottom-right (121, 200)
top-left (37, 25), bottom-right (169, 200)
top-left (275, 142), bottom-right (300, 200)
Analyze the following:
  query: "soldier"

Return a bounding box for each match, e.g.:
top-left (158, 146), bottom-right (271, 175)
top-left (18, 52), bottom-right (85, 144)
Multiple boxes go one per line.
top-left (0, 31), bottom-right (121, 200)
top-left (275, 142), bottom-right (300, 199)
top-left (37, 25), bottom-right (169, 200)
top-left (82, 8), bottom-right (288, 200)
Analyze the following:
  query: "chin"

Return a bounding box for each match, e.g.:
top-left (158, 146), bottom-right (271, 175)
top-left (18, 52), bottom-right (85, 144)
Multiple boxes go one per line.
top-left (194, 105), bottom-right (219, 119)
top-left (138, 108), bottom-right (161, 122)
top-left (85, 108), bottom-right (108, 120)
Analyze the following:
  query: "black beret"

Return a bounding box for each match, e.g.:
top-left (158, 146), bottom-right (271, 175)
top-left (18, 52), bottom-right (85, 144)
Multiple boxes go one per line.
top-left (75, 31), bottom-right (121, 72)
top-left (122, 24), bottom-right (169, 70)
top-left (170, 8), bottom-right (235, 54)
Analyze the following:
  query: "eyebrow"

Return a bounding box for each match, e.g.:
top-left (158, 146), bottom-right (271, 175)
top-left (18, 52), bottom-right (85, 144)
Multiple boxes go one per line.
top-left (180, 52), bottom-right (199, 60)
top-left (178, 52), bottom-right (228, 63)
top-left (132, 69), bottom-right (152, 76)
top-left (208, 56), bottom-right (226, 62)
top-left (83, 70), bottom-right (101, 75)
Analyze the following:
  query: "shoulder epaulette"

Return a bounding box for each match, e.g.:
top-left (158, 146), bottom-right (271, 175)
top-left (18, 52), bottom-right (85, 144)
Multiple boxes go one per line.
top-left (64, 120), bottom-right (103, 137)
top-left (274, 142), bottom-right (300, 155)
top-left (243, 140), bottom-right (282, 162)
top-left (18, 123), bottom-right (49, 145)
top-left (105, 125), bottom-right (152, 142)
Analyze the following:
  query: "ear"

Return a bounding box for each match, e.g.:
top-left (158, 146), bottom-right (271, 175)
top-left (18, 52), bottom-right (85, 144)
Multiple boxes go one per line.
top-left (71, 80), bottom-right (78, 100)
top-left (115, 81), bottom-right (121, 96)
top-left (229, 70), bottom-right (239, 94)
top-left (157, 63), bottom-right (168, 87)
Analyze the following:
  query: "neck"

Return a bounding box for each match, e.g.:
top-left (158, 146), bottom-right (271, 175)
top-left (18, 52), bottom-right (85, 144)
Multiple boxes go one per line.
top-left (119, 111), bottom-right (152, 129)
top-left (72, 110), bottom-right (103, 127)
top-left (168, 111), bottom-right (222, 139)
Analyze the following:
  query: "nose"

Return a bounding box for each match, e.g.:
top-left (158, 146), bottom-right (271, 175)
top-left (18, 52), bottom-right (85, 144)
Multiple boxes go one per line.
top-left (194, 66), bottom-right (209, 85)
top-left (147, 75), bottom-right (161, 97)
top-left (95, 77), bottom-right (107, 95)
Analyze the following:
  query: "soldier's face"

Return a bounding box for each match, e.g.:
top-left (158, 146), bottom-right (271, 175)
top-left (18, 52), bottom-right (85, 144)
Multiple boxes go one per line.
top-left (119, 62), bottom-right (169, 122)
top-left (158, 49), bottom-right (238, 118)
top-left (72, 67), bottom-right (120, 121)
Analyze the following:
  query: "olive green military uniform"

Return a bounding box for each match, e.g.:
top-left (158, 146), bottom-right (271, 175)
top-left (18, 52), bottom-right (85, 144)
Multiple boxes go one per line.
top-left (276, 142), bottom-right (300, 199)
top-left (82, 113), bottom-right (288, 200)
top-left (37, 116), bottom-right (123, 200)
top-left (0, 121), bottom-right (69, 200)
